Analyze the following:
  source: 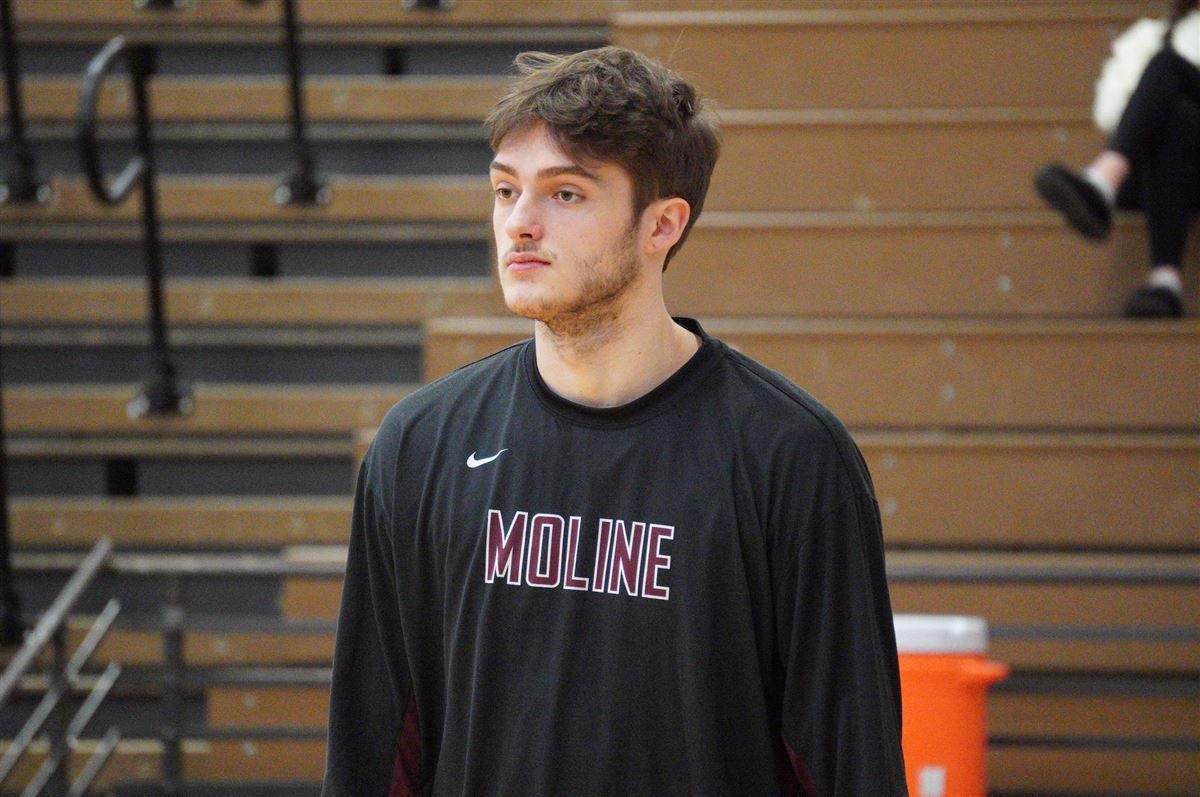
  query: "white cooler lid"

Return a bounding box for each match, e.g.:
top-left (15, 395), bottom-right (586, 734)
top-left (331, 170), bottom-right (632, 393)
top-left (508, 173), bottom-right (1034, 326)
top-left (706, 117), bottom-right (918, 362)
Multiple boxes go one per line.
top-left (893, 614), bottom-right (989, 654)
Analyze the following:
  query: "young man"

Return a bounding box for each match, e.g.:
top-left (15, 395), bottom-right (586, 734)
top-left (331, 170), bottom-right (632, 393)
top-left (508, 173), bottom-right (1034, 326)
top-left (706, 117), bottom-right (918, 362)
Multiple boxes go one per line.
top-left (323, 47), bottom-right (906, 796)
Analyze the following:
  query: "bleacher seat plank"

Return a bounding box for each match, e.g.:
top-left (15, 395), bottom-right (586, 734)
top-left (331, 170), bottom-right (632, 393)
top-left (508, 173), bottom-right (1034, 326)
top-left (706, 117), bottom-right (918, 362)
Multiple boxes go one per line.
top-left (4, 384), bottom-right (409, 435)
top-left (0, 277), bottom-right (506, 326)
top-left (989, 747), bottom-right (1195, 794)
top-left (614, 5), bottom-right (1157, 109)
top-left (0, 176), bottom-right (491, 223)
top-left (2, 218), bottom-right (488, 244)
top-left (282, 577), bottom-right (342, 620)
top-left (185, 629), bottom-right (334, 667)
top-left (9, 496), bottom-right (352, 548)
top-left (5, 75), bottom-right (505, 123)
top-left (203, 683), bottom-right (1200, 742)
top-left (8, 434), bottom-right (349, 461)
top-left (707, 110), bottom-right (1102, 212)
top-left (989, 638), bottom-right (1198, 675)
top-left (74, 621), bottom-right (335, 667)
top-left (888, 581), bottom-right (1196, 633)
top-left (208, 685), bottom-right (330, 729)
top-left (423, 317), bottom-right (1200, 429)
top-left (671, 212), bottom-right (1200, 317)
top-left (859, 431), bottom-right (1198, 549)
top-left (189, 739), bottom-right (327, 781)
top-left (0, 738), bottom-right (326, 790)
top-left (15, 0), bottom-right (611, 28)
top-left (989, 690), bottom-right (1199, 741)
top-left (0, 739), bottom-right (163, 791)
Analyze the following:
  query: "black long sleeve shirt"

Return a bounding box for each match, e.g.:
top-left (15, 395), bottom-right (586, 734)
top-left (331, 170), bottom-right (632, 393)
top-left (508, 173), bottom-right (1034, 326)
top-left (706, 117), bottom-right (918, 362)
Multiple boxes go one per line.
top-left (322, 318), bottom-right (906, 796)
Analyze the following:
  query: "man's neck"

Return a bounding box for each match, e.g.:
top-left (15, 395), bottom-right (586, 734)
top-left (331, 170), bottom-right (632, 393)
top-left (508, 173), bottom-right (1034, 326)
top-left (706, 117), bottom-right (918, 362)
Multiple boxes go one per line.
top-left (533, 303), bottom-right (700, 409)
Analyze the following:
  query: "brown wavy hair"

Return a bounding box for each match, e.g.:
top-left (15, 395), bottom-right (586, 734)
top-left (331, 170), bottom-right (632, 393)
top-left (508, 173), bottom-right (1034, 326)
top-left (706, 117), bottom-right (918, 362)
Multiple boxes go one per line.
top-left (485, 46), bottom-right (721, 269)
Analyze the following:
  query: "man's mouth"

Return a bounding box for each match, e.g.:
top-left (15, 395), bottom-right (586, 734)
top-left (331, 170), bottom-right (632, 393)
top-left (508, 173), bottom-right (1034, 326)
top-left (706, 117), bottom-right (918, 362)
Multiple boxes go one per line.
top-left (506, 253), bottom-right (551, 271)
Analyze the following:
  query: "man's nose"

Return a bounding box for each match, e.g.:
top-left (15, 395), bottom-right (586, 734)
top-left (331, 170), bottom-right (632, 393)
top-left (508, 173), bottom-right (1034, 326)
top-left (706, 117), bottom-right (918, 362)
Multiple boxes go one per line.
top-left (504, 193), bottom-right (542, 241)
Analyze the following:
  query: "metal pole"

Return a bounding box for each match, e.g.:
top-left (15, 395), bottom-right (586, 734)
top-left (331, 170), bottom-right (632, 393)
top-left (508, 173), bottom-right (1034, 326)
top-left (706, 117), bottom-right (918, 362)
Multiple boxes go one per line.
top-left (160, 574), bottom-right (185, 796)
top-left (45, 627), bottom-right (70, 797)
top-left (0, 0), bottom-right (29, 647)
top-left (273, 0), bottom-right (327, 206)
top-left (0, 538), bottom-right (113, 707)
top-left (0, 0), bottom-right (50, 205)
top-left (125, 44), bottom-right (191, 419)
top-left (79, 36), bottom-right (193, 418)
top-left (0, 339), bottom-right (23, 648)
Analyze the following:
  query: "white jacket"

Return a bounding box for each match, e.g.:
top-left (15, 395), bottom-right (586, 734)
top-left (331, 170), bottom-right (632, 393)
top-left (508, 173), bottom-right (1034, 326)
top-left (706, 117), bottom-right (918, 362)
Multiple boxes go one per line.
top-left (1093, 10), bottom-right (1200, 132)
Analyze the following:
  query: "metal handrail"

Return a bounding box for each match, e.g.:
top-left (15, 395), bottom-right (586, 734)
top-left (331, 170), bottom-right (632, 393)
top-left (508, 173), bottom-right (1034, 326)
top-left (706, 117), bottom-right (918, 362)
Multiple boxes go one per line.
top-left (0, 328), bottom-right (23, 649)
top-left (77, 35), bottom-right (193, 420)
top-left (11, 547), bottom-right (344, 795)
top-left (0, 539), bottom-right (113, 705)
top-left (0, 0), bottom-right (51, 205)
top-left (0, 538), bottom-right (122, 797)
top-left (272, 0), bottom-right (329, 206)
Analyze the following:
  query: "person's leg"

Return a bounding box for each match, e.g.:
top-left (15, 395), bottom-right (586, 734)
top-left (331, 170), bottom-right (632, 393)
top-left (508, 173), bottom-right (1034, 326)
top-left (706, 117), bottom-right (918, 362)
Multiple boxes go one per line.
top-left (1108, 48), bottom-right (1200, 167)
top-left (1036, 47), bottom-right (1200, 240)
top-left (1124, 94), bottom-right (1200, 318)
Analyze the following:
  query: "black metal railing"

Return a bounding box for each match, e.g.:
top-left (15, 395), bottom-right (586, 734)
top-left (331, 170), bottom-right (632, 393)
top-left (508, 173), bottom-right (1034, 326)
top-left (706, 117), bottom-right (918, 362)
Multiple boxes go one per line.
top-left (0, 538), bottom-right (122, 797)
top-left (78, 35), bottom-right (193, 420)
top-left (272, 0), bottom-right (329, 206)
top-left (0, 0), bottom-right (50, 206)
top-left (0, 0), bottom-right (37, 651)
top-left (0, 339), bottom-right (21, 649)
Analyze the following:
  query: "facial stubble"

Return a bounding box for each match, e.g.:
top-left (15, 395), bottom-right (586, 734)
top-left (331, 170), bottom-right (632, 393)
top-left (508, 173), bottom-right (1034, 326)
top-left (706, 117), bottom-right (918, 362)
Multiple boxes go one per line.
top-left (502, 224), bottom-right (643, 343)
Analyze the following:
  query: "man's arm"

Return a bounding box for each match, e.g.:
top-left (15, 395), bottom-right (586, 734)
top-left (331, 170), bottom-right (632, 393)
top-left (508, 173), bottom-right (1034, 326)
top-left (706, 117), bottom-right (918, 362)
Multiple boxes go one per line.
top-left (773, 489), bottom-right (907, 796)
top-left (322, 451), bottom-right (419, 796)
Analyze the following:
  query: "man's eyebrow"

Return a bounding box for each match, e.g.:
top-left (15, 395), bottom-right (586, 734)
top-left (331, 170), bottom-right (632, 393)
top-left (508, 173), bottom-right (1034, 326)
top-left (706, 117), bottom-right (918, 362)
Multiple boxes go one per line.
top-left (489, 160), bottom-right (600, 182)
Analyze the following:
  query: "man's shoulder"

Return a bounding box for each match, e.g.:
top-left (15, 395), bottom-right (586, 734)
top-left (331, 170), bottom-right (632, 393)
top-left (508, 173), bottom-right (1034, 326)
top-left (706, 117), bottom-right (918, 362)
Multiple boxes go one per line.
top-left (711, 342), bottom-right (871, 495)
top-left (715, 343), bottom-right (853, 445)
top-left (371, 338), bottom-right (528, 452)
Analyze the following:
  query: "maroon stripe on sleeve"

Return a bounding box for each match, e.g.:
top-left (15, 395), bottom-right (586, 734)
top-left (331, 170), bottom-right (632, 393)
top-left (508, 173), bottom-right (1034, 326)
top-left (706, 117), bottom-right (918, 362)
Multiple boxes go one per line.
top-left (780, 740), bottom-right (816, 797)
top-left (389, 695), bottom-right (423, 797)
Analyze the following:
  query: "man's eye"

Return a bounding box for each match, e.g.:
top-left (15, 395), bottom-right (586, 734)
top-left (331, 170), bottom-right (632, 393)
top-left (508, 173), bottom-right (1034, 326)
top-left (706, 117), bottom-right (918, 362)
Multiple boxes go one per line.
top-left (555, 190), bottom-right (581, 203)
top-left (494, 187), bottom-right (514, 200)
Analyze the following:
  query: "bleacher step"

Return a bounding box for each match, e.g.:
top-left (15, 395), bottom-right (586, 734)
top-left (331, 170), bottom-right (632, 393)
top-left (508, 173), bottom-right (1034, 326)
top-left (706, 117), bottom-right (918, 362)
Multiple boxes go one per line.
top-left (4, 383), bottom-right (411, 434)
top-left (425, 316), bottom-right (1200, 429)
top-left (1, 277), bottom-right (506, 326)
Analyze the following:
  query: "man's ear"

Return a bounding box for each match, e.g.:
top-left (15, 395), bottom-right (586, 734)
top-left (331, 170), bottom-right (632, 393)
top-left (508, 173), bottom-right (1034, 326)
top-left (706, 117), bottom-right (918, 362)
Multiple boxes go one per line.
top-left (642, 196), bottom-right (692, 257)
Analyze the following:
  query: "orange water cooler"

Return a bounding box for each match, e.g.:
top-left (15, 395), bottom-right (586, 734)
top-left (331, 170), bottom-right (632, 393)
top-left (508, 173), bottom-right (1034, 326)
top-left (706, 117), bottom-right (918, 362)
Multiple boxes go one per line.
top-left (894, 614), bottom-right (1009, 797)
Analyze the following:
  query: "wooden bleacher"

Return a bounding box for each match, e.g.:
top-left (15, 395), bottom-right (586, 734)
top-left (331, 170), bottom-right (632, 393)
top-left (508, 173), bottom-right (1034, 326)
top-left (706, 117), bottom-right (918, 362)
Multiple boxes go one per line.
top-left (4, 75), bottom-right (507, 124)
top-left (0, 278), bottom-right (506, 325)
top-left (424, 316), bottom-right (1199, 427)
top-left (2, 1), bottom-right (1196, 795)
top-left (9, 497), bottom-right (353, 548)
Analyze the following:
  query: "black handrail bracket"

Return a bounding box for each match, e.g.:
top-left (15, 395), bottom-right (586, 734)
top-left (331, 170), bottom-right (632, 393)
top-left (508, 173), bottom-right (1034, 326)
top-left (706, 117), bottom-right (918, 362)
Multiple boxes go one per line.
top-left (79, 36), bottom-right (194, 420)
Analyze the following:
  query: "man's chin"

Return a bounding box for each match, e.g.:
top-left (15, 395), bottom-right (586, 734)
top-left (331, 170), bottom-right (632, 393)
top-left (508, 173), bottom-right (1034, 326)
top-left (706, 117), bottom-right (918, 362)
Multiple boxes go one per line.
top-left (502, 288), bottom-right (558, 323)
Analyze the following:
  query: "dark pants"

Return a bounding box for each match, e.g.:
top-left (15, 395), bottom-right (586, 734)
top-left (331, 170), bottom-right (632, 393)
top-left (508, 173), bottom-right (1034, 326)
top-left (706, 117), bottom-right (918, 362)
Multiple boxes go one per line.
top-left (1110, 47), bottom-right (1200, 268)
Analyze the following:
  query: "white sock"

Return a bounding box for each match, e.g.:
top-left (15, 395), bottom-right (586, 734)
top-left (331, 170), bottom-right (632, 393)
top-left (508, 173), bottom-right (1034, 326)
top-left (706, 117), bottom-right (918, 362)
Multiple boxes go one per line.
top-left (1147, 267), bottom-right (1184, 295)
top-left (1082, 167), bottom-right (1117, 206)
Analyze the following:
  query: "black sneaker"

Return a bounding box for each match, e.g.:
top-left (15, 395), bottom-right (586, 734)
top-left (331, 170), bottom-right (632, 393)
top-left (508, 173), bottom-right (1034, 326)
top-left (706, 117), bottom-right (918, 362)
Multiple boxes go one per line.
top-left (1124, 286), bottom-right (1183, 318)
top-left (1034, 163), bottom-right (1112, 241)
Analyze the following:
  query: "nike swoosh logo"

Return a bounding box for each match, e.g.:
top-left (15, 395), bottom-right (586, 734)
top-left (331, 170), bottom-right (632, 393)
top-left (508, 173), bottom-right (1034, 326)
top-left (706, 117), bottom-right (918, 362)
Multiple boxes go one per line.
top-left (467, 449), bottom-right (508, 469)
